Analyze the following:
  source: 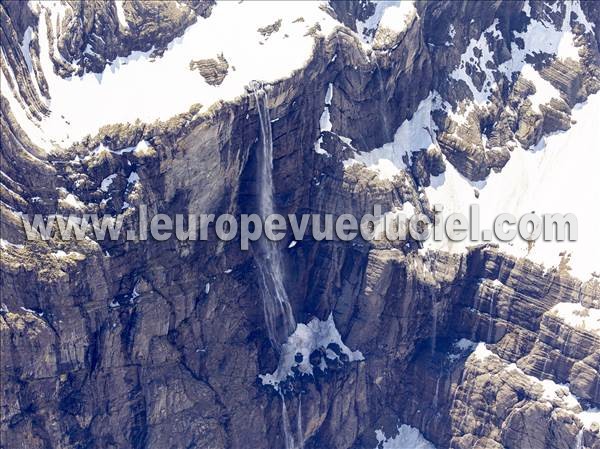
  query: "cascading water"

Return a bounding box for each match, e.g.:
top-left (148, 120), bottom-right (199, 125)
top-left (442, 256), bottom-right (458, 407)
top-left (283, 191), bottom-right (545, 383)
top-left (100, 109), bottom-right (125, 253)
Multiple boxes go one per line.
top-left (280, 394), bottom-right (296, 449)
top-left (432, 376), bottom-right (441, 411)
top-left (373, 60), bottom-right (392, 142)
top-left (575, 428), bottom-right (585, 449)
top-left (251, 82), bottom-right (297, 349)
top-left (431, 300), bottom-right (439, 355)
top-left (487, 292), bottom-right (496, 342)
top-left (251, 81), bottom-right (301, 449)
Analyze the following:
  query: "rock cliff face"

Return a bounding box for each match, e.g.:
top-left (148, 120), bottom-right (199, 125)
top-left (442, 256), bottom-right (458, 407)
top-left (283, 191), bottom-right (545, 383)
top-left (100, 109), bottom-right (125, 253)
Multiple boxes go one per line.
top-left (1, 1), bottom-right (599, 449)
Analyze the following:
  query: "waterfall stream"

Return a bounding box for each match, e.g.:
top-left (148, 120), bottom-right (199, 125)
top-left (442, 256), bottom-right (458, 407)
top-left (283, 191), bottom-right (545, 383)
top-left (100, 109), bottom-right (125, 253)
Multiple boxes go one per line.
top-left (487, 293), bottom-right (495, 342)
top-left (252, 82), bottom-right (301, 449)
top-left (431, 301), bottom-right (439, 355)
top-left (252, 84), bottom-right (297, 349)
top-left (373, 60), bottom-right (392, 142)
top-left (575, 428), bottom-right (585, 449)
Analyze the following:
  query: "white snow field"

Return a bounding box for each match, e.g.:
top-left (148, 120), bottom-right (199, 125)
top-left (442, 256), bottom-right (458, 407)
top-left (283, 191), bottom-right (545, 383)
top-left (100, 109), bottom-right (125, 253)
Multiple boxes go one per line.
top-left (3, 1), bottom-right (341, 149)
top-left (425, 93), bottom-right (600, 281)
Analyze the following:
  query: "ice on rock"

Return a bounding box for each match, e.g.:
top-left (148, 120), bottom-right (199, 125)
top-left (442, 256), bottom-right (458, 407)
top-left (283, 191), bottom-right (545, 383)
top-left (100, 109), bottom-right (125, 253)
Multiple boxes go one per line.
top-left (315, 83), bottom-right (333, 156)
top-left (259, 314), bottom-right (364, 390)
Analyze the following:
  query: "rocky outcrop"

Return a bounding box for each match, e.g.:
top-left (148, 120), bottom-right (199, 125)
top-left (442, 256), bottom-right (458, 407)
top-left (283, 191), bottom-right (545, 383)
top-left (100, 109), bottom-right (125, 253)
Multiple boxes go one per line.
top-left (190, 54), bottom-right (229, 86)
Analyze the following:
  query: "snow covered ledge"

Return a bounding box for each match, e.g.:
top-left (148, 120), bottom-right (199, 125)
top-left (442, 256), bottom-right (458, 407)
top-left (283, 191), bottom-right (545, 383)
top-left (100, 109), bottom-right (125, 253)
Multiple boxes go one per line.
top-left (549, 303), bottom-right (600, 337)
top-left (5, 1), bottom-right (344, 149)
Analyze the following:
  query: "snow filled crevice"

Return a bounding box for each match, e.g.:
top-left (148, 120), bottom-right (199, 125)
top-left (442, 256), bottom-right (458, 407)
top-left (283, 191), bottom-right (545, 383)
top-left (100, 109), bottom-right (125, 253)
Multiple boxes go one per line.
top-left (314, 83), bottom-right (333, 156)
top-left (6, 1), bottom-right (342, 149)
top-left (259, 314), bottom-right (364, 391)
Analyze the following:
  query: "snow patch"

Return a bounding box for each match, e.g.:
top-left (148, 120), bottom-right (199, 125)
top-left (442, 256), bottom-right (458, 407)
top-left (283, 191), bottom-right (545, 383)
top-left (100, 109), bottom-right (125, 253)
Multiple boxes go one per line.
top-left (501, 0), bottom-right (593, 75)
top-left (549, 303), bottom-right (600, 336)
top-left (10, 1), bottom-right (340, 148)
top-left (578, 408), bottom-right (600, 430)
top-left (505, 362), bottom-right (581, 410)
top-left (127, 171), bottom-right (139, 185)
top-left (344, 93), bottom-right (436, 180)
top-left (450, 19), bottom-right (501, 106)
top-left (100, 174), bottom-right (117, 192)
top-left (356, 1), bottom-right (417, 46)
top-left (59, 191), bottom-right (85, 210)
top-left (520, 64), bottom-right (561, 113)
top-left (20, 26), bottom-right (35, 73)
top-left (425, 93), bottom-right (600, 280)
top-left (472, 342), bottom-right (494, 361)
top-left (455, 338), bottom-right (477, 352)
top-left (377, 2), bottom-right (417, 35)
top-left (259, 314), bottom-right (364, 390)
top-left (448, 338), bottom-right (478, 362)
top-left (375, 424), bottom-right (436, 449)
top-left (114, 1), bottom-right (128, 29)
top-left (0, 239), bottom-right (24, 249)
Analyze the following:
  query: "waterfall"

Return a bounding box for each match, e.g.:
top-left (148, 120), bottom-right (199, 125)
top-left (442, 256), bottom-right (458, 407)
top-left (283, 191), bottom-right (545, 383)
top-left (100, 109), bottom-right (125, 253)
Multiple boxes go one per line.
top-left (432, 376), bottom-right (441, 411)
top-left (471, 293), bottom-right (482, 340)
top-left (252, 81), bottom-right (301, 449)
top-left (487, 293), bottom-right (495, 342)
top-left (252, 83), bottom-right (297, 349)
top-left (373, 60), bottom-right (392, 142)
top-left (280, 393), bottom-right (296, 449)
top-left (540, 351), bottom-right (550, 377)
top-left (561, 331), bottom-right (571, 356)
top-left (296, 395), bottom-right (304, 449)
top-left (431, 301), bottom-right (439, 355)
top-left (575, 428), bottom-right (585, 449)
